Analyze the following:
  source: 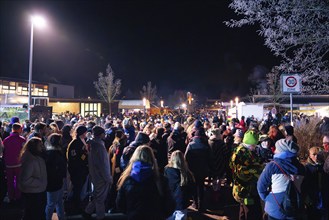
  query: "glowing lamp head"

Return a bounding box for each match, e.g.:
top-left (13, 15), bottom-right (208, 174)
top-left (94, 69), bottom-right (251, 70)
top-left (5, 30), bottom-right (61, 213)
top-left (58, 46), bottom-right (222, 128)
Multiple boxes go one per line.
top-left (31, 15), bottom-right (46, 28)
top-left (235, 97), bottom-right (239, 105)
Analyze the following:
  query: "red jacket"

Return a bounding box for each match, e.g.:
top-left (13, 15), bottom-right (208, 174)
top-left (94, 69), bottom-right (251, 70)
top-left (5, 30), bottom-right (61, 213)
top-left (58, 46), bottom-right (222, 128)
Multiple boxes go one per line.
top-left (3, 132), bottom-right (26, 167)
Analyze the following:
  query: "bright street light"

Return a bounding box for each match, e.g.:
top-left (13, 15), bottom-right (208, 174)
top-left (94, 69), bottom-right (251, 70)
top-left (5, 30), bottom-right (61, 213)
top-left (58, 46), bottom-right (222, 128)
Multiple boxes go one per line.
top-left (31, 16), bottom-right (46, 27)
top-left (28, 15), bottom-right (46, 120)
top-left (235, 97), bottom-right (239, 106)
top-left (235, 97), bottom-right (239, 119)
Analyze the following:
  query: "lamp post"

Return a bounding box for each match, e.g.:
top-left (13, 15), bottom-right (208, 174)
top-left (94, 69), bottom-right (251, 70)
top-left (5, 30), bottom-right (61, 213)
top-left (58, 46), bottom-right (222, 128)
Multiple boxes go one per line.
top-left (143, 97), bottom-right (147, 115)
top-left (235, 97), bottom-right (239, 120)
top-left (160, 100), bottom-right (164, 108)
top-left (28, 15), bottom-right (46, 121)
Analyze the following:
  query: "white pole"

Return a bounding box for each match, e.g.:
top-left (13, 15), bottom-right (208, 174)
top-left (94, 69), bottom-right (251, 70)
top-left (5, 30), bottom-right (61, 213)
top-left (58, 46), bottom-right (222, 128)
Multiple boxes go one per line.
top-left (290, 93), bottom-right (293, 126)
top-left (28, 22), bottom-right (34, 121)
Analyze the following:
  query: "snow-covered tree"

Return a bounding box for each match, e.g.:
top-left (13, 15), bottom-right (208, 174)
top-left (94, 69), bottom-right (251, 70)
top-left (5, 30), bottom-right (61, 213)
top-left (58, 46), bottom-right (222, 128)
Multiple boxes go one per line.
top-left (226, 0), bottom-right (329, 94)
top-left (94, 64), bottom-right (121, 115)
top-left (140, 81), bottom-right (157, 103)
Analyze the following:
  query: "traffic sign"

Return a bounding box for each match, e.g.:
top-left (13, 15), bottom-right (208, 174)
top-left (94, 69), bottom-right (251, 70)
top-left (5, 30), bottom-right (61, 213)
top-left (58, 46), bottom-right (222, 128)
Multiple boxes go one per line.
top-left (281, 74), bottom-right (301, 93)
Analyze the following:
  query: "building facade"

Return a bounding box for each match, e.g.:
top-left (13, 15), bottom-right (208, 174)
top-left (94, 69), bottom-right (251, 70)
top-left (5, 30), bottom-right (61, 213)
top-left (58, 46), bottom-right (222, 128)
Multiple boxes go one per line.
top-left (0, 77), bottom-right (103, 121)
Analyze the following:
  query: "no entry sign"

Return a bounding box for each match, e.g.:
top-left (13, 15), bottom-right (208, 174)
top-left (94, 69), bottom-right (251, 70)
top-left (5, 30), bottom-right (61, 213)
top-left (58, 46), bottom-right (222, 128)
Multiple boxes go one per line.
top-left (282, 74), bottom-right (301, 93)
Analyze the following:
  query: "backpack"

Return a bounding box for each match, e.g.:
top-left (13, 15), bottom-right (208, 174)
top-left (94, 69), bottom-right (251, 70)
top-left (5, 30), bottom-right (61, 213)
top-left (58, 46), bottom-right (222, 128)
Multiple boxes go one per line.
top-left (271, 161), bottom-right (303, 217)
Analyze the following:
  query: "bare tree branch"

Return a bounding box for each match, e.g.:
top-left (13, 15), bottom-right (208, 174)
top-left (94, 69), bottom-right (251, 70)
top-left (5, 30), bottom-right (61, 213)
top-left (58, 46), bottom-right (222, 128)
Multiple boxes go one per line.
top-left (94, 64), bottom-right (121, 114)
top-left (226, 0), bottom-right (329, 94)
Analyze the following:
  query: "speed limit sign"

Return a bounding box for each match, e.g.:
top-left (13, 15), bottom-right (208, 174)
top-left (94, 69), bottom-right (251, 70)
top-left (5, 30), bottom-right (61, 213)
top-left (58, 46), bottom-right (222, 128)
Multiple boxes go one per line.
top-left (282, 74), bottom-right (301, 93)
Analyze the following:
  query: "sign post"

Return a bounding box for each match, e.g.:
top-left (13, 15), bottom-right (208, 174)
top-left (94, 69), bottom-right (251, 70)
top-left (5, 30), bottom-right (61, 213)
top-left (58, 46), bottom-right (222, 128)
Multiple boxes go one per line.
top-left (281, 74), bottom-right (301, 126)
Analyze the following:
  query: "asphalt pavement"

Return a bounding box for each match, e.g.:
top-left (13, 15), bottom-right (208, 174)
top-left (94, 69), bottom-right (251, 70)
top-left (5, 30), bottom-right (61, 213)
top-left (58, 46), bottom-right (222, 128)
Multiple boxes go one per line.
top-left (0, 185), bottom-right (239, 220)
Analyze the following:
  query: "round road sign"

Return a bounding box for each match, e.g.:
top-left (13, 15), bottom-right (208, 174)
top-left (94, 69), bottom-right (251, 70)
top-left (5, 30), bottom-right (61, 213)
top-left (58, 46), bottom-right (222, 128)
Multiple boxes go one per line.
top-left (285, 76), bottom-right (297, 88)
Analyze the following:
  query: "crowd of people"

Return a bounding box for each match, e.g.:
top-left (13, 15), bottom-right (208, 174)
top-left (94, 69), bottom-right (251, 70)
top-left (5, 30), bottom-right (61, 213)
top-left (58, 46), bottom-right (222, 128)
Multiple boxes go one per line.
top-left (0, 111), bottom-right (328, 220)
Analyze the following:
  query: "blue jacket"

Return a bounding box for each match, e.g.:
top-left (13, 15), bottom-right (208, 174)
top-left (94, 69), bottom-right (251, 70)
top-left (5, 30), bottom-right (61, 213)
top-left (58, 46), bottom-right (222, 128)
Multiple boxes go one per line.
top-left (164, 167), bottom-right (194, 210)
top-left (257, 152), bottom-right (305, 219)
top-left (116, 161), bottom-right (175, 219)
top-left (124, 126), bottom-right (135, 145)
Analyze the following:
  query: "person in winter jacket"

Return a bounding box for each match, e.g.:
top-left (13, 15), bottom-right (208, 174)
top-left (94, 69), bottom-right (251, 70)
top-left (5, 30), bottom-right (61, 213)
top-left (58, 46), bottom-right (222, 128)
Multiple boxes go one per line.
top-left (18, 137), bottom-right (47, 220)
top-left (116, 145), bottom-right (175, 220)
top-left (150, 127), bottom-right (168, 173)
top-left (103, 122), bottom-right (117, 151)
top-left (3, 123), bottom-right (26, 202)
top-left (208, 128), bottom-right (229, 180)
top-left (257, 139), bottom-right (305, 220)
top-left (61, 125), bottom-right (72, 159)
top-left (165, 150), bottom-right (194, 220)
top-left (304, 146), bottom-right (329, 220)
top-left (45, 133), bottom-right (66, 220)
top-left (184, 129), bottom-right (211, 212)
top-left (120, 131), bottom-right (150, 170)
top-left (167, 122), bottom-right (187, 160)
top-left (107, 130), bottom-right (127, 212)
top-left (122, 118), bottom-right (135, 145)
top-left (83, 126), bottom-right (113, 220)
top-left (231, 130), bottom-right (263, 220)
top-left (66, 125), bottom-right (89, 213)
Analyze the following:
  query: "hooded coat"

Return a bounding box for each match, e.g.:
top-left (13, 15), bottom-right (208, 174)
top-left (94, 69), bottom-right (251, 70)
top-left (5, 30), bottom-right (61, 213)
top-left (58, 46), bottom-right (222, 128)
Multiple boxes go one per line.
top-left (257, 152), bottom-right (306, 219)
top-left (208, 137), bottom-right (229, 178)
top-left (19, 151), bottom-right (47, 193)
top-left (88, 137), bottom-right (112, 184)
top-left (120, 132), bottom-right (150, 170)
top-left (116, 161), bottom-right (174, 219)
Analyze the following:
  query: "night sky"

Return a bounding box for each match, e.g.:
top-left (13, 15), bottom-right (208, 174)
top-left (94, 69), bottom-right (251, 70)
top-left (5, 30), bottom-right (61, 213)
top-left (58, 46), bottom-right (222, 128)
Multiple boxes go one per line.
top-left (0, 0), bottom-right (279, 100)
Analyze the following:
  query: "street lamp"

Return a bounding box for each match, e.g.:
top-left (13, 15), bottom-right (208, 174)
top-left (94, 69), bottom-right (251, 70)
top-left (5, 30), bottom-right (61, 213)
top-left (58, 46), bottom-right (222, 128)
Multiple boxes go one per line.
top-left (235, 97), bottom-right (239, 119)
top-left (28, 15), bottom-right (46, 121)
top-left (143, 97), bottom-right (147, 114)
top-left (160, 100), bottom-right (164, 108)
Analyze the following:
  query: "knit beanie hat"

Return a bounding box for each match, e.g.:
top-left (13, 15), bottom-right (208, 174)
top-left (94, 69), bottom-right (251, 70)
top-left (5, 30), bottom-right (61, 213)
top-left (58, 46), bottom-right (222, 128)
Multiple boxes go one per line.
top-left (275, 139), bottom-right (299, 154)
top-left (10, 116), bottom-right (20, 124)
top-left (76, 125), bottom-right (88, 137)
top-left (92, 126), bottom-right (105, 137)
top-left (234, 129), bottom-right (244, 138)
top-left (194, 120), bottom-right (203, 129)
top-left (134, 132), bottom-right (150, 145)
top-left (242, 130), bottom-right (259, 145)
top-left (284, 125), bottom-right (294, 136)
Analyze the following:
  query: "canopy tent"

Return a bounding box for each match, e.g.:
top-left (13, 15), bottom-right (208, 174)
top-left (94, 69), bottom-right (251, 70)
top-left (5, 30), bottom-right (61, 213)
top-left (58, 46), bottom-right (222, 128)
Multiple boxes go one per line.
top-left (118, 100), bottom-right (150, 110)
